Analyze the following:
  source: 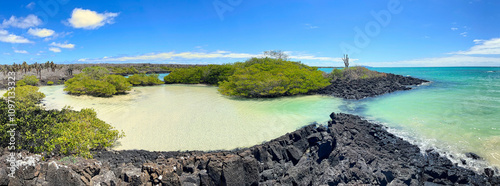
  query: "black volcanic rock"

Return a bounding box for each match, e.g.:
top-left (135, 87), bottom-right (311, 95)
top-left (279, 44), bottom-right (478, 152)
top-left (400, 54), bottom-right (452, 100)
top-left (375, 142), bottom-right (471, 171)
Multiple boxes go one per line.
top-left (1, 113), bottom-right (498, 185)
top-left (316, 73), bottom-right (429, 99)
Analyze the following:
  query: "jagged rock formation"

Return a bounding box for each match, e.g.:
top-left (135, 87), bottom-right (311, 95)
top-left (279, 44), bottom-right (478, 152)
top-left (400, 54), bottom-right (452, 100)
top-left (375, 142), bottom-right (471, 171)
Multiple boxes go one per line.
top-left (316, 73), bottom-right (429, 99)
top-left (1, 113), bottom-right (498, 185)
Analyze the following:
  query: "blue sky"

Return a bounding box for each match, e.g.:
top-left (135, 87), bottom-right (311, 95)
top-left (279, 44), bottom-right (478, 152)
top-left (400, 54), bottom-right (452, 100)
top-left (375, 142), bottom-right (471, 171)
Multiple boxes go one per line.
top-left (0, 0), bottom-right (499, 67)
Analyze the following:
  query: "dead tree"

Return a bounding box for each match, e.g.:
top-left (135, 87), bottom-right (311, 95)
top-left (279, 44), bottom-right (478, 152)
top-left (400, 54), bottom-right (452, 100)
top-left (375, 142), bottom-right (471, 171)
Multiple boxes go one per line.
top-left (263, 50), bottom-right (289, 60)
top-left (342, 54), bottom-right (349, 68)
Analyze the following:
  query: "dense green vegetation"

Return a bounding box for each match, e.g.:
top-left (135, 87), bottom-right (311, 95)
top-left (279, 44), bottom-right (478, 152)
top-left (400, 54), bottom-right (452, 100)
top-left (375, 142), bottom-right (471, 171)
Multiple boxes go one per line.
top-left (128, 73), bottom-right (164, 86)
top-left (17, 75), bottom-right (39, 86)
top-left (329, 66), bottom-right (386, 80)
top-left (108, 66), bottom-right (173, 74)
top-left (165, 58), bottom-right (329, 97)
top-left (47, 81), bottom-right (54, 85)
top-left (164, 64), bottom-right (235, 85)
top-left (109, 66), bottom-right (139, 74)
top-left (64, 67), bottom-right (132, 97)
top-left (0, 85), bottom-right (123, 158)
top-left (218, 58), bottom-right (330, 97)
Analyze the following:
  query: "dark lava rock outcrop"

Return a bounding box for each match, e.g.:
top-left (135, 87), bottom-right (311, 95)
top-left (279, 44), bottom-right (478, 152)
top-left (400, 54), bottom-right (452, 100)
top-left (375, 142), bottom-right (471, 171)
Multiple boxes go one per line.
top-left (316, 73), bottom-right (429, 99)
top-left (1, 113), bottom-right (498, 185)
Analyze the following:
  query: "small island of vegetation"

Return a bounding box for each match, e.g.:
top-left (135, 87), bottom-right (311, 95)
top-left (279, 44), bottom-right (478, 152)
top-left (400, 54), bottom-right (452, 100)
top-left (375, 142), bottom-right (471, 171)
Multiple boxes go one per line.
top-left (165, 52), bottom-right (330, 98)
top-left (64, 66), bottom-right (132, 97)
top-left (128, 73), bottom-right (164, 86)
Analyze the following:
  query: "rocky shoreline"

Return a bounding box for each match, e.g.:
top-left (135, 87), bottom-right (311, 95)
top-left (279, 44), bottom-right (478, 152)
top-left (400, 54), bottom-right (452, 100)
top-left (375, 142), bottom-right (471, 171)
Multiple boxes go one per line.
top-left (315, 73), bottom-right (429, 99)
top-left (1, 113), bottom-right (498, 185)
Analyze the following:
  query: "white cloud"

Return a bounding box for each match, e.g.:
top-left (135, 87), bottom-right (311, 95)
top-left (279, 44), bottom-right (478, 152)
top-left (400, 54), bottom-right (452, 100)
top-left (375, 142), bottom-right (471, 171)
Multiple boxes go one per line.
top-left (67, 8), bottom-right (119, 29)
top-left (1, 14), bottom-right (42, 29)
top-left (14, 50), bottom-right (28, 54)
top-left (26, 2), bottom-right (36, 9)
top-left (305, 24), bottom-right (319, 29)
top-left (28, 28), bottom-right (55, 37)
top-left (77, 50), bottom-right (343, 63)
top-left (43, 31), bottom-right (72, 41)
top-left (449, 38), bottom-right (500, 55)
top-left (49, 47), bottom-right (61, 53)
top-left (0, 29), bottom-right (33, 43)
top-left (50, 42), bottom-right (75, 49)
top-left (289, 55), bottom-right (343, 62)
top-left (80, 51), bottom-right (255, 62)
top-left (362, 55), bottom-right (500, 67)
top-left (460, 32), bottom-right (468, 37)
top-left (451, 27), bottom-right (458, 31)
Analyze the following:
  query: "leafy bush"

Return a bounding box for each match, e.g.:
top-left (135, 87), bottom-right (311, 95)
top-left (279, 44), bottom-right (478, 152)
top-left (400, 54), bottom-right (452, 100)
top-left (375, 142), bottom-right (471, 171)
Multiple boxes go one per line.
top-left (3, 85), bottom-right (45, 106)
top-left (330, 66), bottom-right (386, 80)
top-left (18, 75), bottom-right (39, 86)
top-left (128, 73), bottom-right (164, 86)
top-left (47, 81), bottom-right (54, 85)
top-left (218, 58), bottom-right (330, 97)
top-left (164, 67), bottom-right (204, 84)
top-left (0, 87), bottom-right (123, 158)
top-left (105, 75), bottom-right (133, 93)
top-left (64, 67), bottom-right (132, 97)
top-left (51, 107), bottom-right (124, 158)
top-left (330, 68), bottom-right (344, 80)
top-left (164, 64), bottom-right (235, 85)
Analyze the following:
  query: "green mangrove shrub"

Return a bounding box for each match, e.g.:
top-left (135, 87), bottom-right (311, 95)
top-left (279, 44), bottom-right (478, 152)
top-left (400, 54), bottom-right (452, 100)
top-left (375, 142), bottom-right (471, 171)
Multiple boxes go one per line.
top-left (164, 64), bottom-right (235, 85)
top-left (64, 67), bottom-right (132, 97)
top-left (0, 86), bottom-right (124, 158)
top-left (128, 73), bottom-right (164, 86)
top-left (218, 58), bottom-right (330, 98)
top-left (17, 75), bottom-right (39, 86)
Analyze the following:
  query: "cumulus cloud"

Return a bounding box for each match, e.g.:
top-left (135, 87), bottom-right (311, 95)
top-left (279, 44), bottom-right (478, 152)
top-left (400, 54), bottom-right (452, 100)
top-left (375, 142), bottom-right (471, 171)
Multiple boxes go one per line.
top-left (78, 51), bottom-right (255, 62)
top-left (67, 8), bottom-right (119, 29)
top-left (460, 32), bottom-right (468, 37)
top-left (77, 50), bottom-right (344, 64)
top-left (14, 50), bottom-right (28, 54)
top-left (1, 14), bottom-right (42, 29)
top-left (0, 29), bottom-right (33, 43)
top-left (28, 28), bottom-right (55, 37)
top-left (49, 47), bottom-right (61, 53)
top-left (50, 42), bottom-right (75, 49)
top-left (449, 38), bottom-right (500, 55)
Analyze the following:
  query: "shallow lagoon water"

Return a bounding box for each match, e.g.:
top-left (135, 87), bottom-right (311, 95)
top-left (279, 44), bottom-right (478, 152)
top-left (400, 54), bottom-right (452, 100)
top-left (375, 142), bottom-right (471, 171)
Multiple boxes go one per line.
top-left (40, 84), bottom-right (344, 151)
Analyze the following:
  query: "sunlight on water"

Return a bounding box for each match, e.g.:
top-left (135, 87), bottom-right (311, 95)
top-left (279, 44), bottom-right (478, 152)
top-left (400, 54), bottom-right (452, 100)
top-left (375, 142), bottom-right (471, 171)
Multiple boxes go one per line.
top-left (361, 67), bottom-right (500, 168)
top-left (40, 85), bottom-right (343, 151)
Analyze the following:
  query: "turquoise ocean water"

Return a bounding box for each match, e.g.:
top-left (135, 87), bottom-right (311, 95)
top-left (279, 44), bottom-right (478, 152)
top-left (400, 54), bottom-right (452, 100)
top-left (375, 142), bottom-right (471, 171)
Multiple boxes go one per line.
top-left (320, 67), bottom-right (500, 170)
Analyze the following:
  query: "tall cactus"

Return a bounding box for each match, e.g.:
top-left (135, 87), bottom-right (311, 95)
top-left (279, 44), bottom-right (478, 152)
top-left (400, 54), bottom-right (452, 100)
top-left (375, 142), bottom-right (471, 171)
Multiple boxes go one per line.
top-left (342, 54), bottom-right (349, 68)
